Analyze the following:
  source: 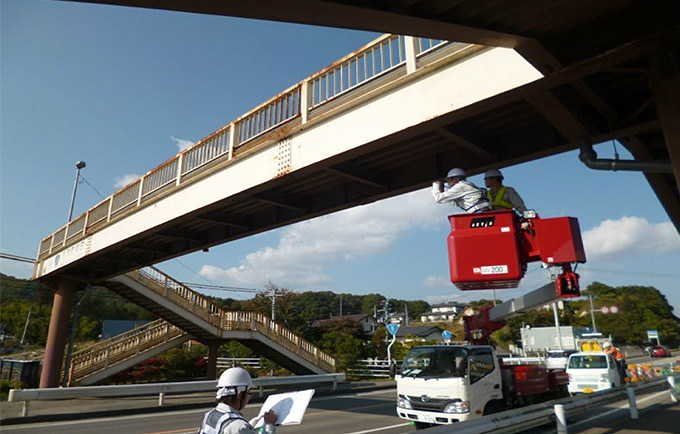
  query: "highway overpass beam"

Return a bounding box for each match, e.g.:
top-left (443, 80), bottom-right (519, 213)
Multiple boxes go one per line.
top-left (40, 279), bottom-right (78, 388)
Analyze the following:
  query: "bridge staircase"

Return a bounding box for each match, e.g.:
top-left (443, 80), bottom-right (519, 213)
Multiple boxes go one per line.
top-left (68, 319), bottom-right (190, 386)
top-left (68, 266), bottom-right (336, 385)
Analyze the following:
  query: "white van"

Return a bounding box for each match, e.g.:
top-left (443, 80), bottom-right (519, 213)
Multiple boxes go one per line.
top-left (566, 351), bottom-right (621, 395)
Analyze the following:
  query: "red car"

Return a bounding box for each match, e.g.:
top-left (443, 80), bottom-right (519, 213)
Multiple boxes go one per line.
top-left (650, 345), bottom-right (672, 358)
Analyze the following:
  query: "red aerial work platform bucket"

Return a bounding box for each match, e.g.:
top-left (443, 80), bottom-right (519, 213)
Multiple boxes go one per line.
top-left (447, 210), bottom-right (586, 293)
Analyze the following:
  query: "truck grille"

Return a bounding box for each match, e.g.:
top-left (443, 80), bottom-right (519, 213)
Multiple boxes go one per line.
top-left (406, 395), bottom-right (450, 412)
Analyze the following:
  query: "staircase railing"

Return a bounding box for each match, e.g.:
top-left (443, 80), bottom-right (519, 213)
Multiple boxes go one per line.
top-left (126, 266), bottom-right (336, 372)
top-left (68, 319), bottom-right (186, 385)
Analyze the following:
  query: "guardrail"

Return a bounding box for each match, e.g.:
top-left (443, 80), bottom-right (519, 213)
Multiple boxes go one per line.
top-left (423, 373), bottom-right (680, 434)
top-left (36, 34), bottom-right (465, 262)
top-left (9, 372), bottom-right (346, 417)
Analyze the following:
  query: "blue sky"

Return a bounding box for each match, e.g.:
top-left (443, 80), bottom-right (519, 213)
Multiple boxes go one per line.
top-left (2, 0), bottom-right (680, 314)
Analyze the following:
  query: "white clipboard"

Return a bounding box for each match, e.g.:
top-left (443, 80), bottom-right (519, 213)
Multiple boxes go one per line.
top-left (252, 389), bottom-right (315, 427)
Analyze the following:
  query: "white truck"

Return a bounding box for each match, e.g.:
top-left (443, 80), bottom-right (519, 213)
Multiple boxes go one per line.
top-left (394, 282), bottom-right (580, 429)
top-left (566, 351), bottom-right (622, 395)
top-left (395, 344), bottom-right (568, 429)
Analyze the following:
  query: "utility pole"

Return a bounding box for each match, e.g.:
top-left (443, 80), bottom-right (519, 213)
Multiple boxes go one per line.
top-left (588, 293), bottom-right (598, 333)
top-left (405, 302), bottom-right (409, 326)
top-left (63, 284), bottom-right (91, 386)
top-left (20, 307), bottom-right (32, 345)
top-left (552, 301), bottom-right (564, 350)
top-left (339, 293), bottom-right (343, 317)
top-left (271, 288), bottom-right (277, 322)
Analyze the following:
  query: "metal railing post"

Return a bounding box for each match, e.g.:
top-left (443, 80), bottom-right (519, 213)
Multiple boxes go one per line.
top-left (158, 392), bottom-right (165, 406)
top-left (22, 401), bottom-right (29, 417)
top-left (176, 153), bottom-right (183, 186)
top-left (136, 176), bottom-right (145, 206)
top-left (669, 375), bottom-right (679, 403)
top-left (301, 80), bottom-right (310, 124)
top-left (228, 123), bottom-right (236, 159)
top-left (626, 386), bottom-right (639, 419)
top-left (554, 404), bottom-right (567, 434)
top-left (404, 36), bottom-right (418, 74)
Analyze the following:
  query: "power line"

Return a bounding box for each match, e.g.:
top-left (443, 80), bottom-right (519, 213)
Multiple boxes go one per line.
top-left (183, 282), bottom-right (261, 293)
top-left (580, 266), bottom-right (680, 278)
top-left (0, 252), bottom-right (36, 263)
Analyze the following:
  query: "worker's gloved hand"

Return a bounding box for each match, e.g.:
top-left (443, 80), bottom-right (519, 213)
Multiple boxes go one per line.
top-left (520, 222), bottom-right (529, 230)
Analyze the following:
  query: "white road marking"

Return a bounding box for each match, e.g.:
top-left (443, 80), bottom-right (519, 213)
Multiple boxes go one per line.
top-left (569, 389), bottom-right (670, 427)
top-left (344, 423), bottom-right (410, 434)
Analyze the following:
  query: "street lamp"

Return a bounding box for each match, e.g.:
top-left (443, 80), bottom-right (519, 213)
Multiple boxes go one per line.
top-left (67, 160), bottom-right (86, 222)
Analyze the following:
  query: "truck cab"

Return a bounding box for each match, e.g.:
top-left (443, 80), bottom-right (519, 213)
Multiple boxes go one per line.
top-left (395, 345), bottom-right (504, 427)
top-left (566, 351), bottom-right (621, 395)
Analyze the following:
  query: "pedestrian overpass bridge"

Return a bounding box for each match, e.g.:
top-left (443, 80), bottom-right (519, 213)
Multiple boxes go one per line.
top-left (34, 37), bottom-right (541, 283)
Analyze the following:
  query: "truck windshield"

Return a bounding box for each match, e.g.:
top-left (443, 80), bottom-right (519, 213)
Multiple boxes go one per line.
top-left (400, 347), bottom-right (469, 378)
top-left (568, 355), bottom-right (607, 369)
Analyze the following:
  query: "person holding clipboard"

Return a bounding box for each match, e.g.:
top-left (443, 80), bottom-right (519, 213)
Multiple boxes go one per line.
top-left (198, 367), bottom-right (277, 434)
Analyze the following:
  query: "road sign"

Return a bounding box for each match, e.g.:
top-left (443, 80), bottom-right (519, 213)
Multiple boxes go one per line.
top-left (609, 306), bottom-right (619, 314)
top-left (647, 330), bottom-right (659, 339)
top-left (387, 324), bottom-right (399, 336)
top-left (600, 306), bottom-right (609, 314)
top-left (442, 330), bottom-right (452, 340)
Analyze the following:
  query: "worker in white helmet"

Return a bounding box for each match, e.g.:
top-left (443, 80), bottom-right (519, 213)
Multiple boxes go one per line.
top-left (483, 169), bottom-right (527, 212)
top-left (432, 168), bottom-right (492, 213)
top-left (198, 367), bottom-right (277, 434)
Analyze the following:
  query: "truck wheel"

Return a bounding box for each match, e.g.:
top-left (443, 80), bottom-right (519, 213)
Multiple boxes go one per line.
top-left (413, 422), bottom-right (433, 430)
top-left (483, 401), bottom-right (504, 415)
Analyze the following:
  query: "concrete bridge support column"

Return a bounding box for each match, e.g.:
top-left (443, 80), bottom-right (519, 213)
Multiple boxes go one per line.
top-left (39, 279), bottom-right (77, 388)
top-left (206, 341), bottom-right (220, 380)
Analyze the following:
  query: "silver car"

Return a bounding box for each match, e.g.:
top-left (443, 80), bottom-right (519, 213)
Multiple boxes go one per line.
top-left (545, 349), bottom-right (577, 370)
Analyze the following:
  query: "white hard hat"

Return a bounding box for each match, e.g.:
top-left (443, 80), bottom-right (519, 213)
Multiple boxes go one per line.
top-left (447, 167), bottom-right (466, 178)
top-left (603, 342), bottom-right (611, 348)
top-left (484, 169), bottom-right (504, 179)
top-left (217, 367), bottom-right (253, 389)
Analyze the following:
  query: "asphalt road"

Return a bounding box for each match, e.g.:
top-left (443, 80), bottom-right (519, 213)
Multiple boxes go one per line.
top-left (0, 389), bottom-right (409, 434)
top-left (3, 385), bottom-right (679, 434)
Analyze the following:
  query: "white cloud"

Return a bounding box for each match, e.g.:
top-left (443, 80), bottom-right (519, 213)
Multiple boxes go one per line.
top-left (582, 216), bottom-right (680, 260)
top-left (171, 136), bottom-right (194, 152)
top-left (423, 275), bottom-right (449, 287)
top-left (113, 173), bottom-right (140, 189)
top-left (201, 189), bottom-right (448, 288)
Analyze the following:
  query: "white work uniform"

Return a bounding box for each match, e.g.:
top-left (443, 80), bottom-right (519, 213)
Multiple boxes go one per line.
top-left (198, 403), bottom-right (276, 434)
top-left (432, 180), bottom-right (491, 212)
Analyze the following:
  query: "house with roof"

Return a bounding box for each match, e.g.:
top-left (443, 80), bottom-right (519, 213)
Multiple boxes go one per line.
top-left (419, 301), bottom-right (467, 323)
top-left (311, 313), bottom-right (379, 335)
top-left (394, 326), bottom-right (444, 343)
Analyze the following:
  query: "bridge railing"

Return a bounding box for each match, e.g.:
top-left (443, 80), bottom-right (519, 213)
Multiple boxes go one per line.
top-left (67, 319), bottom-right (186, 385)
top-left (37, 34), bottom-right (457, 261)
top-left (126, 266), bottom-right (336, 372)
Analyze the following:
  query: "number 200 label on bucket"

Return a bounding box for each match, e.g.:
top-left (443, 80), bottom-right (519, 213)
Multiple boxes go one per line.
top-left (480, 265), bottom-right (508, 275)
